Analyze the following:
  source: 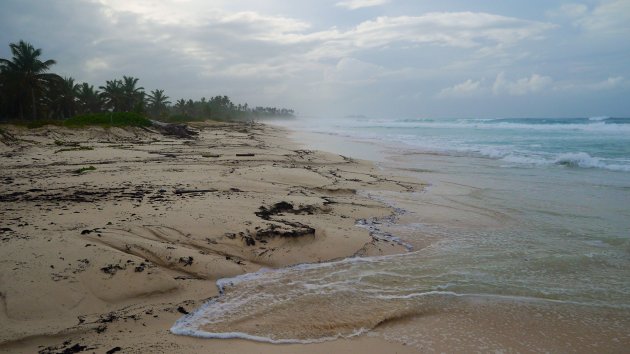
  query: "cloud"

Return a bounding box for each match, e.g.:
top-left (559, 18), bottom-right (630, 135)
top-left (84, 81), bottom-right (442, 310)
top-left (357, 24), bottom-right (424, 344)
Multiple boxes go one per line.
top-left (589, 76), bottom-right (625, 90)
top-left (438, 79), bottom-right (483, 97)
top-left (68, 4), bottom-right (557, 80)
top-left (295, 12), bottom-right (556, 60)
top-left (1, 0), bottom-right (627, 117)
top-left (548, 0), bottom-right (630, 36)
top-left (324, 57), bottom-right (386, 84)
top-left (335, 0), bottom-right (390, 10)
top-left (576, 0), bottom-right (630, 36)
top-left (546, 3), bottom-right (588, 18)
top-left (84, 58), bottom-right (110, 72)
top-left (555, 76), bottom-right (626, 91)
top-left (493, 72), bottom-right (553, 96)
top-left (217, 11), bottom-right (312, 39)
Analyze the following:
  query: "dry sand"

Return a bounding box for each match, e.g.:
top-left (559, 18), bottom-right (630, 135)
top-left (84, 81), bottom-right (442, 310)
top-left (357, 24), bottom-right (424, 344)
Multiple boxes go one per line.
top-left (0, 122), bottom-right (423, 353)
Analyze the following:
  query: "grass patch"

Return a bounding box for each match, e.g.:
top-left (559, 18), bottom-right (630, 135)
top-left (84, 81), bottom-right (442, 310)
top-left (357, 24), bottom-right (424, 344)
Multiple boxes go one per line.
top-left (1, 119), bottom-right (63, 129)
top-left (64, 112), bottom-right (152, 127)
top-left (1, 112), bottom-right (152, 129)
top-left (74, 166), bottom-right (96, 174)
top-left (55, 146), bottom-right (94, 153)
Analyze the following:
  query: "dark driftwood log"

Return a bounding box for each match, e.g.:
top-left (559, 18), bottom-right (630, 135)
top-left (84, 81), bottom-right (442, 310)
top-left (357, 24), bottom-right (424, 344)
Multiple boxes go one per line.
top-left (150, 120), bottom-right (199, 139)
top-left (236, 153), bottom-right (255, 157)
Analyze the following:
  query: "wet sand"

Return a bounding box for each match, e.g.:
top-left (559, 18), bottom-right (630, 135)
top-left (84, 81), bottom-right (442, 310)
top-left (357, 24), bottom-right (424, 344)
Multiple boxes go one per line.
top-left (0, 122), bottom-right (422, 353)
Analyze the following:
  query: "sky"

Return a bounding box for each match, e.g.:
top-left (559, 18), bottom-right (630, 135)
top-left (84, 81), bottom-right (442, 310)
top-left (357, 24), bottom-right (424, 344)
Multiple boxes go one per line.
top-left (1, 0), bottom-right (629, 118)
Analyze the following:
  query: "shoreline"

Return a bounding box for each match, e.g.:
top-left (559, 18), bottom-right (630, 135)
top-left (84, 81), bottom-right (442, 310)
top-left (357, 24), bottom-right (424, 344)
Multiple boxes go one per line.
top-left (268, 122), bottom-right (630, 352)
top-left (0, 121), bottom-right (423, 353)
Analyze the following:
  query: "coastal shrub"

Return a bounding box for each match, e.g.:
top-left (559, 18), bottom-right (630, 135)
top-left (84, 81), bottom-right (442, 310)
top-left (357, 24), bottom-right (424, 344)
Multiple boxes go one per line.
top-left (1, 119), bottom-right (64, 129)
top-left (64, 112), bottom-right (152, 127)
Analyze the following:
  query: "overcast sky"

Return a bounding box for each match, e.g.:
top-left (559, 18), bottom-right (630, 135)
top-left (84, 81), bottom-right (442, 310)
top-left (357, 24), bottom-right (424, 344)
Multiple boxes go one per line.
top-left (1, 0), bottom-right (628, 118)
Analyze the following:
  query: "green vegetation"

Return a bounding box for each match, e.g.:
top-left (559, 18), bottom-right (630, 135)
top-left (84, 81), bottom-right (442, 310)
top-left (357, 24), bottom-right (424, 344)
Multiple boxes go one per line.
top-left (0, 40), bottom-right (295, 123)
top-left (0, 119), bottom-right (60, 129)
top-left (168, 96), bottom-right (295, 122)
top-left (65, 112), bottom-right (152, 127)
top-left (5, 112), bottom-right (151, 129)
top-left (73, 166), bottom-right (96, 174)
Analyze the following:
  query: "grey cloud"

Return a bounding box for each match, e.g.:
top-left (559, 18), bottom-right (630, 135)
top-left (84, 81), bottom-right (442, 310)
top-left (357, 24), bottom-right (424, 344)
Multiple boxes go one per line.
top-left (1, 0), bottom-right (628, 117)
top-left (335, 0), bottom-right (390, 10)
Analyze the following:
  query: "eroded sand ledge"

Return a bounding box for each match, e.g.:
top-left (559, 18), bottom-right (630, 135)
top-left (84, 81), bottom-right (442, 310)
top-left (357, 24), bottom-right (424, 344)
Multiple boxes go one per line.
top-left (0, 122), bottom-right (423, 353)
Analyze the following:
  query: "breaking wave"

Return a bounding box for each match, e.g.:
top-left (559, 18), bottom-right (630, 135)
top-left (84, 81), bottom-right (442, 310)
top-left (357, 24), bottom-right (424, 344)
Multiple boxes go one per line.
top-left (277, 116), bottom-right (630, 173)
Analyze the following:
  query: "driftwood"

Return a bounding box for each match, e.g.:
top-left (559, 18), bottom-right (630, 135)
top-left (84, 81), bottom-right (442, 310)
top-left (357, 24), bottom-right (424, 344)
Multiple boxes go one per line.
top-left (150, 120), bottom-right (198, 139)
top-left (236, 153), bottom-right (255, 157)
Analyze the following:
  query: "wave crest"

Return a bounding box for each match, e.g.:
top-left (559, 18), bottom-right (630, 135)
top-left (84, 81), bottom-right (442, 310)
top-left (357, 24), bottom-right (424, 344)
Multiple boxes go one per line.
top-left (552, 152), bottom-right (630, 172)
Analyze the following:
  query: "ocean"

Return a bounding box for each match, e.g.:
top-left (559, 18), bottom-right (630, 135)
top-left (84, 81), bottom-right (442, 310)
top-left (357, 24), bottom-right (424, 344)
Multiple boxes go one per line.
top-left (172, 116), bottom-right (630, 351)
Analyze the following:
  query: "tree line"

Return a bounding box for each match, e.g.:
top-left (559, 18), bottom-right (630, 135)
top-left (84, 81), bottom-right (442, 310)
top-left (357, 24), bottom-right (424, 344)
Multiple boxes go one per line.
top-left (0, 40), bottom-right (295, 122)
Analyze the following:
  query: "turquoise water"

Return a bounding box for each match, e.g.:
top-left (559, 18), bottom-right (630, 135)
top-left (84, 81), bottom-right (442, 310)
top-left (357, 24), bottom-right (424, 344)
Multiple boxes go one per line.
top-left (173, 117), bottom-right (630, 349)
top-left (286, 116), bottom-right (630, 172)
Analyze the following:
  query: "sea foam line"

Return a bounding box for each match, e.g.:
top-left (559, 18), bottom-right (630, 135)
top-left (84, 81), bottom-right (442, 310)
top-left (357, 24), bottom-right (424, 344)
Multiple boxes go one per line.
top-left (370, 290), bottom-right (630, 309)
top-left (289, 127), bottom-right (630, 173)
top-left (171, 324), bottom-right (370, 344)
top-left (171, 285), bottom-right (630, 343)
top-left (170, 251), bottom-right (420, 339)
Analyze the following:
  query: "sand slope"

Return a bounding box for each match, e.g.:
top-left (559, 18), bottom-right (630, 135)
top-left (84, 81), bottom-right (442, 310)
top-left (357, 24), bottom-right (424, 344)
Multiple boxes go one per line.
top-left (0, 122), bottom-right (422, 353)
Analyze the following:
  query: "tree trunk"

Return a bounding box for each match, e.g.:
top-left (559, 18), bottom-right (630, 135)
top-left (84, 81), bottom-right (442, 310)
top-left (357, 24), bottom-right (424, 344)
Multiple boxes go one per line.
top-left (31, 89), bottom-right (37, 120)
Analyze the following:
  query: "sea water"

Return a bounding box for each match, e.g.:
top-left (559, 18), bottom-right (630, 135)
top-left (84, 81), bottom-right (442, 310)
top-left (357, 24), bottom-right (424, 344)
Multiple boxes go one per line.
top-left (172, 117), bottom-right (630, 351)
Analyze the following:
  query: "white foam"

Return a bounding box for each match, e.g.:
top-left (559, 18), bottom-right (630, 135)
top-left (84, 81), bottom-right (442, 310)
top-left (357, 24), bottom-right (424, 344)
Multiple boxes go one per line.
top-left (343, 120), bottom-right (630, 134)
top-left (371, 291), bottom-right (630, 309)
top-left (553, 152), bottom-right (630, 172)
top-left (171, 323), bottom-right (370, 344)
top-left (277, 117), bottom-right (630, 173)
top-left (501, 154), bottom-right (549, 165)
top-left (278, 116), bottom-right (630, 134)
top-left (347, 132), bottom-right (630, 173)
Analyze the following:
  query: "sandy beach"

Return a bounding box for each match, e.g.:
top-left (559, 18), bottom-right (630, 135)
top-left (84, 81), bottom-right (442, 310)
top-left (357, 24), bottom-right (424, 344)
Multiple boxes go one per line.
top-left (0, 122), bottom-right (423, 353)
top-left (3, 0), bottom-right (630, 351)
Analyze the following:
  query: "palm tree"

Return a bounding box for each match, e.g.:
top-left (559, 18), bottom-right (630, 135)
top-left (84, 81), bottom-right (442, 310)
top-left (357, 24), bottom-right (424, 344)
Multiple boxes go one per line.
top-left (0, 40), bottom-right (60, 120)
top-left (0, 70), bottom-right (8, 120)
top-left (174, 98), bottom-right (187, 115)
top-left (47, 76), bottom-right (79, 118)
top-left (186, 99), bottom-right (195, 116)
top-left (146, 89), bottom-right (170, 118)
top-left (121, 76), bottom-right (144, 112)
top-left (99, 79), bottom-right (124, 112)
top-left (76, 82), bottom-right (103, 114)
top-left (99, 76), bottom-right (144, 112)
